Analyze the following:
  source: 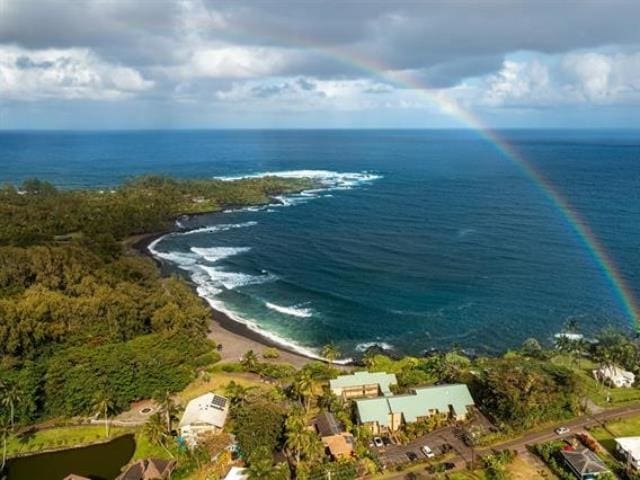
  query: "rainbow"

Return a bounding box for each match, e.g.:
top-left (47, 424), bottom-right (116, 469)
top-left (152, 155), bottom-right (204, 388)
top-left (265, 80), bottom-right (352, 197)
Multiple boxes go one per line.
top-left (319, 48), bottom-right (639, 327)
top-left (211, 21), bottom-right (640, 327)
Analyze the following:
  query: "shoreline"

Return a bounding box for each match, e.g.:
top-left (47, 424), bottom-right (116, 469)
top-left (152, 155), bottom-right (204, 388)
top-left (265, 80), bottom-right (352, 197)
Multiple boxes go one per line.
top-left (128, 227), bottom-right (325, 369)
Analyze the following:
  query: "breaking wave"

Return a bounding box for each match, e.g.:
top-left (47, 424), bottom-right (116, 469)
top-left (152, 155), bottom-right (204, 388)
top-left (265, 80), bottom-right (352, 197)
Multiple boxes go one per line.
top-left (265, 302), bottom-right (313, 318)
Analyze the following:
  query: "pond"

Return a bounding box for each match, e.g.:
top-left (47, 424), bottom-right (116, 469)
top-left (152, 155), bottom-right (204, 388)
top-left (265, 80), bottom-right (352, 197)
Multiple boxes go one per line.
top-left (5, 434), bottom-right (136, 480)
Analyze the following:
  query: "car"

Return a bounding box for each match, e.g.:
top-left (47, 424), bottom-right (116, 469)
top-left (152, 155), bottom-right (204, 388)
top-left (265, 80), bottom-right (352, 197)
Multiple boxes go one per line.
top-left (421, 445), bottom-right (435, 458)
top-left (555, 426), bottom-right (570, 435)
top-left (406, 451), bottom-right (418, 462)
top-left (373, 436), bottom-right (384, 448)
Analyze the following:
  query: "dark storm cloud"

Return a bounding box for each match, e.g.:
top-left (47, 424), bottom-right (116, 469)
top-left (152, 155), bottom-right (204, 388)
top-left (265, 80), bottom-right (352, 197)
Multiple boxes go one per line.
top-left (2, 0), bottom-right (640, 86)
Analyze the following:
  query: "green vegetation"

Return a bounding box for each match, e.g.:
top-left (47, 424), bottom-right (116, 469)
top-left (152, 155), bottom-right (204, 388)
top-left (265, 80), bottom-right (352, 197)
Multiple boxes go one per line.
top-left (591, 413), bottom-right (640, 455)
top-left (0, 175), bottom-right (313, 427)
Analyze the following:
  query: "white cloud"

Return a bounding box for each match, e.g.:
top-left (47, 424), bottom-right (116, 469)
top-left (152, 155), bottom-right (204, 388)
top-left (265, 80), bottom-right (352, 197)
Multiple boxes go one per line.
top-left (0, 45), bottom-right (153, 101)
top-left (190, 46), bottom-right (292, 79)
top-left (453, 50), bottom-right (640, 108)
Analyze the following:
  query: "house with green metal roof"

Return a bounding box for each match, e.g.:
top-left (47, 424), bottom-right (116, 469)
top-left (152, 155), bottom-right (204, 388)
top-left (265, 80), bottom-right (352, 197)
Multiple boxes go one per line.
top-left (355, 384), bottom-right (475, 434)
top-left (329, 371), bottom-right (398, 400)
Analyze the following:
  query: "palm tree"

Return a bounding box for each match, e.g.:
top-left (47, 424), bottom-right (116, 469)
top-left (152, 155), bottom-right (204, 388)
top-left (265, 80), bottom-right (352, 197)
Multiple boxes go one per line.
top-left (321, 343), bottom-right (340, 363)
top-left (1, 382), bottom-right (22, 431)
top-left (0, 416), bottom-right (10, 474)
top-left (246, 447), bottom-right (277, 480)
top-left (241, 350), bottom-right (259, 372)
top-left (154, 390), bottom-right (177, 434)
top-left (225, 381), bottom-right (255, 407)
top-left (285, 411), bottom-right (308, 464)
top-left (293, 371), bottom-right (314, 411)
top-left (142, 413), bottom-right (173, 457)
top-left (91, 392), bottom-right (114, 438)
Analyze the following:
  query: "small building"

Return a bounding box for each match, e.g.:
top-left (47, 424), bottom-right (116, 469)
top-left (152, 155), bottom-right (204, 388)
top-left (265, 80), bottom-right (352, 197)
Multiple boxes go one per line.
top-left (329, 371), bottom-right (397, 400)
top-left (312, 411), bottom-right (354, 459)
top-left (179, 393), bottom-right (230, 446)
top-left (615, 437), bottom-right (640, 469)
top-left (356, 384), bottom-right (475, 434)
top-left (560, 448), bottom-right (609, 480)
top-left (223, 467), bottom-right (248, 480)
top-left (118, 458), bottom-right (177, 480)
top-left (593, 365), bottom-right (635, 388)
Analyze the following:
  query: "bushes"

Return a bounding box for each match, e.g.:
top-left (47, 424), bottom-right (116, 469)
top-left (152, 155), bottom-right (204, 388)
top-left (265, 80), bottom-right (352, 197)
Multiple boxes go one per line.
top-left (44, 334), bottom-right (213, 416)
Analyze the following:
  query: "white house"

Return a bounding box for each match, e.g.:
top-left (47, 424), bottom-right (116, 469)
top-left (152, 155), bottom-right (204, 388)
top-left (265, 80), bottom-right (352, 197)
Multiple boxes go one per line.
top-left (593, 365), bottom-right (635, 388)
top-left (223, 467), bottom-right (248, 480)
top-left (615, 437), bottom-right (640, 470)
top-left (179, 393), bottom-right (229, 446)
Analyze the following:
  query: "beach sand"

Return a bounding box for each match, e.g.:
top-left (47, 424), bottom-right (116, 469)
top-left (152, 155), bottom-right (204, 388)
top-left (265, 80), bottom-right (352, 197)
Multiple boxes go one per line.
top-left (127, 231), bottom-right (314, 369)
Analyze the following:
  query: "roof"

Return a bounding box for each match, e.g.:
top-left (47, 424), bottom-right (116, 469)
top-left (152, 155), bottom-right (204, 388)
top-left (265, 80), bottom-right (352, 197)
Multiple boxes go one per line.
top-left (323, 433), bottom-right (354, 458)
top-left (356, 384), bottom-right (475, 426)
top-left (330, 371), bottom-right (397, 395)
top-left (223, 467), bottom-right (248, 480)
top-left (119, 459), bottom-right (177, 480)
top-left (560, 448), bottom-right (609, 476)
top-left (314, 411), bottom-right (342, 437)
top-left (595, 365), bottom-right (635, 381)
top-left (615, 437), bottom-right (640, 459)
top-left (179, 392), bottom-right (229, 429)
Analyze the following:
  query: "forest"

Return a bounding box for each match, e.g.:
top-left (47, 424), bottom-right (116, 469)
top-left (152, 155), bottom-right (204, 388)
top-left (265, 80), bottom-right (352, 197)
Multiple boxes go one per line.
top-left (0, 175), bottom-right (314, 423)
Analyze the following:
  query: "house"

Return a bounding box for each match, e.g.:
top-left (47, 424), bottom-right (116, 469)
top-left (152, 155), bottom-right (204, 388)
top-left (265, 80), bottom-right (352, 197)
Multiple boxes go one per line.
top-left (560, 448), bottom-right (609, 479)
top-left (356, 384), bottom-right (475, 434)
top-left (329, 371), bottom-right (397, 400)
top-left (615, 437), bottom-right (640, 469)
top-left (118, 459), bottom-right (177, 480)
top-left (593, 365), bottom-right (635, 388)
top-left (312, 411), bottom-right (354, 459)
top-left (179, 393), bottom-right (230, 446)
top-left (223, 467), bottom-right (248, 480)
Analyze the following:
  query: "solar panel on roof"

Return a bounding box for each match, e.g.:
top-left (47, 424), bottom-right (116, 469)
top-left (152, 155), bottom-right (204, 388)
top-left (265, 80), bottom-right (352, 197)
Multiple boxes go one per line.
top-left (211, 395), bottom-right (227, 410)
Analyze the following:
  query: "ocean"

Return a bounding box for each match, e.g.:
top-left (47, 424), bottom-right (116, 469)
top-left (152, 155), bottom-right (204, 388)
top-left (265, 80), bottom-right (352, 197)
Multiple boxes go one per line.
top-left (1, 130), bottom-right (639, 358)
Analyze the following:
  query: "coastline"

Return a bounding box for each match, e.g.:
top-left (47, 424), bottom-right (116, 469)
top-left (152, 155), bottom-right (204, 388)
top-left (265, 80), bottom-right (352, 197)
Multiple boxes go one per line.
top-left (128, 228), bottom-right (319, 369)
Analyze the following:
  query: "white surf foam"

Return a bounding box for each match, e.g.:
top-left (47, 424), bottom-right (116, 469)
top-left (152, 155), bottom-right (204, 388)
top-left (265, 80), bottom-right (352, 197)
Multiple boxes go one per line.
top-left (191, 246), bottom-right (251, 263)
top-left (355, 342), bottom-right (394, 352)
top-left (180, 221), bottom-right (257, 236)
top-left (265, 302), bottom-right (313, 318)
top-left (217, 169), bottom-right (382, 191)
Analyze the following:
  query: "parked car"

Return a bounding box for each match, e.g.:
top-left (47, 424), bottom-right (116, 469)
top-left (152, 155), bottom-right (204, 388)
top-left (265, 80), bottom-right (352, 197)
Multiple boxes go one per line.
top-left (406, 451), bottom-right (418, 462)
top-left (421, 445), bottom-right (435, 458)
top-left (373, 436), bottom-right (384, 448)
top-left (426, 462), bottom-right (455, 474)
top-left (555, 426), bottom-right (570, 435)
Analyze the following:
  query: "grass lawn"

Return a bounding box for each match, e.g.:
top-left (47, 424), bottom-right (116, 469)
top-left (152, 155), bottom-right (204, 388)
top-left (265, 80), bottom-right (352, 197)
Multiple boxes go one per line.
top-left (6, 425), bottom-right (133, 457)
top-left (551, 355), bottom-right (640, 407)
top-left (590, 413), bottom-right (640, 455)
top-left (176, 371), bottom-right (268, 404)
top-left (508, 455), bottom-right (558, 480)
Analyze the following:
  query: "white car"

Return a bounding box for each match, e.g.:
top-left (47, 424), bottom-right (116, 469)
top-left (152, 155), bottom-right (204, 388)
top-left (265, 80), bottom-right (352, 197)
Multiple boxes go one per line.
top-left (421, 445), bottom-right (435, 458)
top-left (373, 436), bottom-right (384, 448)
top-left (555, 426), bottom-right (570, 435)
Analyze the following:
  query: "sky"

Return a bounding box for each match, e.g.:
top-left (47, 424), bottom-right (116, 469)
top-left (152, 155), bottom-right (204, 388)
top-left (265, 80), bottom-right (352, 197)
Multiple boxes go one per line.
top-left (1, 0), bottom-right (640, 129)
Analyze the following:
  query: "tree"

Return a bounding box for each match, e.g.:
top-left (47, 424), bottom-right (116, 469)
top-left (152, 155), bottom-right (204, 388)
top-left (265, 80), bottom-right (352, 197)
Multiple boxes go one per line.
top-left (285, 410), bottom-right (308, 464)
top-left (92, 391), bottom-right (115, 438)
top-left (0, 382), bottom-right (22, 430)
top-left (225, 381), bottom-right (256, 408)
top-left (154, 390), bottom-right (177, 434)
top-left (521, 338), bottom-right (544, 359)
top-left (241, 350), bottom-right (260, 372)
top-left (142, 413), bottom-right (174, 457)
top-left (0, 415), bottom-right (10, 474)
top-left (293, 370), bottom-right (314, 412)
top-left (321, 343), bottom-right (341, 363)
top-left (246, 447), bottom-right (280, 480)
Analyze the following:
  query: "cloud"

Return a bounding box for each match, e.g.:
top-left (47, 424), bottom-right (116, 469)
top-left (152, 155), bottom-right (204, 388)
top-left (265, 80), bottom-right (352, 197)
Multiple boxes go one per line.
top-left (0, 45), bottom-right (153, 101)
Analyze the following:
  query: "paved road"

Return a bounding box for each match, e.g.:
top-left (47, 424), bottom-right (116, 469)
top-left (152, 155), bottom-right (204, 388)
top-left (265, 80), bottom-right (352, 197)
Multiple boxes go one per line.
top-left (373, 402), bottom-right (640, 479)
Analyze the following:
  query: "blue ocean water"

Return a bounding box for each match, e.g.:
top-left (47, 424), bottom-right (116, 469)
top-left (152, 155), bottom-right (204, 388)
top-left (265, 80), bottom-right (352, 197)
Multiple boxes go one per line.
top-left (1, 130), bottom-right (639, 358)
